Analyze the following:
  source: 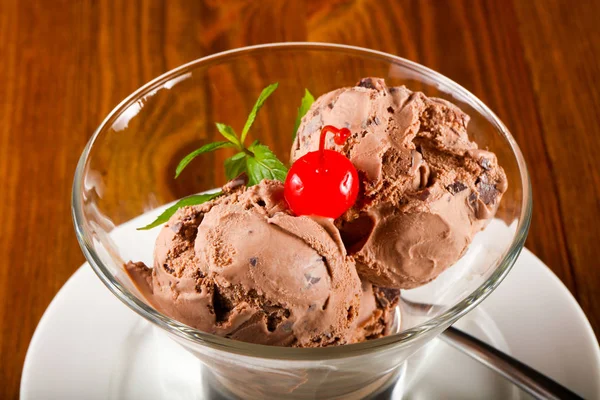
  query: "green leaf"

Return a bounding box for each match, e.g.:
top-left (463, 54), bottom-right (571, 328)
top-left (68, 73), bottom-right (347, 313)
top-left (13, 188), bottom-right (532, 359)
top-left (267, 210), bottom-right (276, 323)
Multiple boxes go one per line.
top-left (224, 152), bottom-right (247, 180)
top-left (215, 123), bottom-right (240, 146)
top-left (245, 143), bottom-right (288, 186)
top-left (137, 192), bottom-right (222, 230)
top-left (293, 89), bottom-right (315, 140)
top-left (175, 141), bottom-right (234, 178)
top-left (240, 83), bottom-right (279, 144)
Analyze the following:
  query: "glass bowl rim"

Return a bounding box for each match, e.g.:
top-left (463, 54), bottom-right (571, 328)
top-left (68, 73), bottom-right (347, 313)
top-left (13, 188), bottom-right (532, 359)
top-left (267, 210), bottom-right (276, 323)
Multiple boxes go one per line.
top-left (72, 42), bottom-right (532, 361)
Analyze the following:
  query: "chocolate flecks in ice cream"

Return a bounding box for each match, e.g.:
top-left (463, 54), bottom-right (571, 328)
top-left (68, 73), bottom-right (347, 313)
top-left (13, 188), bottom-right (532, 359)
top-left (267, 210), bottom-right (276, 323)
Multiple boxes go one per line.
top-left (126, 180), bottom-right (364, 347)
top-left (351, 282), bottom-right (400, 342)
top-left (292, 78), bottom-right (507, 289)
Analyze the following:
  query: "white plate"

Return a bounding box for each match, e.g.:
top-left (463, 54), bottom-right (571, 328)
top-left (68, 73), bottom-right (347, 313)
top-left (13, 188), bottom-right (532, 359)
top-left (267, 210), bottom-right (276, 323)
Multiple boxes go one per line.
top-left (20, 247), bottom-right (599, 399)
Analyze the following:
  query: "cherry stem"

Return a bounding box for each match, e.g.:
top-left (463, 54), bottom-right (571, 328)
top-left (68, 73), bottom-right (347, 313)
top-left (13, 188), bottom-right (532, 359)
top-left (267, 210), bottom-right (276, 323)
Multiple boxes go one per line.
top-left (319, 125), bottom-right (351, 165)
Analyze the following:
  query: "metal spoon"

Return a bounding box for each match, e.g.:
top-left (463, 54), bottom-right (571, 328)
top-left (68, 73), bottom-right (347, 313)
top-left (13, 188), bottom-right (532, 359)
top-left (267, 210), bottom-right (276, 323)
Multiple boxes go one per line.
top-left (399, 298), bottom-right (584, 399)
top-left (440, 326), bottom-right (584, 399)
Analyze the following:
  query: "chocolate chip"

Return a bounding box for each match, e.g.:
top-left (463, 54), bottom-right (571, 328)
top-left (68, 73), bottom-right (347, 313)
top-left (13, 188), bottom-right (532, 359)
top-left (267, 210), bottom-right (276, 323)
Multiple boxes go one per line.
top-left (170, 222), bottom-right (183, 234)
top-left (477, 183), bottom-right (499, 204)
top-left (304, 273), bottom-right (321, 285)
top-left (387, 106), bottom-right (395, 113)
top-left (163, 263), bottom-right (174, 274)
top-left (480, 158), bottom-right (491, 170)
top-left (249, 257), bottom-right (258, 267)
top-left (446, 181), bottom-right (467, 195)
top-left (357, 78), bottom-right (377, 89)
top-left (380, 287), bottom-right (400, 303)
top-left (376, 296), bottom-right (389, 308)
top-left (373, 116), bottom-right (381, 125)
top-left (328, 102), bottom-right (334, 109)
top-left (389, 87), bottom-right (397, 93)
top-left (375, 287), bottom-right (400, 308)
top-left (476, 175), bottom-right (499, 205)
top-left (248, 230), bottom-right (253, 234)
top-left (308, 304), bottom-right (316, 311)
top-left (468, 192), bottom-right (478, 209)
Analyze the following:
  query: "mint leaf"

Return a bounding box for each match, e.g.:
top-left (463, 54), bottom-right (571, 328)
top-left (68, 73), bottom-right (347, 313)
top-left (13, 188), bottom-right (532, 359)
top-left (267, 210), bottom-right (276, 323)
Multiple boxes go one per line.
top-left (245, 143), bottom-right (288, 186)
top-left (240, 83), bottom-right (279, 144)
top-left (293, 89), bottom-right (314, 140)
top-left (224, 152), bottom-right (247, 180)
top-left (215, 123), bottom-right (240, 146)
top-left (175, 141), bottom-right (234, 178)
top-left (137, 192), bottom-right (222, 230)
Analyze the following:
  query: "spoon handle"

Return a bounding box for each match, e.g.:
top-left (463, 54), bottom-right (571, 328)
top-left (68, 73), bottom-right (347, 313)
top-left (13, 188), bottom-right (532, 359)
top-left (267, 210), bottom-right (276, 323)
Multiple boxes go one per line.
top-left (440, 326), bottom-right (584, 400)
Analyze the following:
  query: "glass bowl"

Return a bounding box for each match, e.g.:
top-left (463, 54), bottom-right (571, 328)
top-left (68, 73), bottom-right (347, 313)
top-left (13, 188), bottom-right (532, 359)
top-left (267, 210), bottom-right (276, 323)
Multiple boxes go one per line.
top-left (72, 43), bottom-right (531, 399)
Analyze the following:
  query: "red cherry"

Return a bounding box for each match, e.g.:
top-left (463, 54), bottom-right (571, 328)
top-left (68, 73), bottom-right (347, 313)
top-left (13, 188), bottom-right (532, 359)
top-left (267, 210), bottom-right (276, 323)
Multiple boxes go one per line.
top-left (285, 125), bottom-right (359, 218)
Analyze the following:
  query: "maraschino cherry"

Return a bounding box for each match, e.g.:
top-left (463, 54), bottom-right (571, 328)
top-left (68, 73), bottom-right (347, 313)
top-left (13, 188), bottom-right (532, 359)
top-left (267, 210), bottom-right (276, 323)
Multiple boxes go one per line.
top-left (285, 125), bottom-right (359, 219)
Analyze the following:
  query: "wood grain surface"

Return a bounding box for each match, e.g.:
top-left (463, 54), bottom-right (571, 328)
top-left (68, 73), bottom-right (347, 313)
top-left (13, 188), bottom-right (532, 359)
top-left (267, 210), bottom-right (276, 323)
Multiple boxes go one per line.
top-left (1, 0), bottom-right (599, 398)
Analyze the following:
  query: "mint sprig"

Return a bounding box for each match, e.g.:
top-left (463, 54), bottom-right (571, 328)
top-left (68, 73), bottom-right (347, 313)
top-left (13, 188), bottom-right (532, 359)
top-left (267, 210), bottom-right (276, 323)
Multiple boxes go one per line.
top-left (175, 83), bottom-right (285, 181)
top-left (137, 192), bottom-right (222, 230)
top-left (293, 89), bottom-right (315, 140)
top-left (140, 83), bottom-right (289, 230)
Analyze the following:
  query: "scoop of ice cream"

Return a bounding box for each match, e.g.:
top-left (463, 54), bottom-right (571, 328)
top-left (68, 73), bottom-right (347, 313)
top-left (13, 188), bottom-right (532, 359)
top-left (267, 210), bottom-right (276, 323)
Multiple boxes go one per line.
top-left (292, 78), bottom-right (507, 288)
top-left (351, 282), bottom-right (400, 342)
top-left (127, 180), bottom-right (362, 347)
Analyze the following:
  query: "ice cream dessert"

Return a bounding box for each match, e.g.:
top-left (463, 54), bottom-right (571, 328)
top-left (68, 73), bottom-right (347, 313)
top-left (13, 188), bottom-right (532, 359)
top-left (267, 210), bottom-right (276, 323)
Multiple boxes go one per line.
top-left (127, 179), bottom-right (399, 347)
top-left (292, 78), bottom-right (507, 288)
top-left (128, 78), bottom-right (505, 347)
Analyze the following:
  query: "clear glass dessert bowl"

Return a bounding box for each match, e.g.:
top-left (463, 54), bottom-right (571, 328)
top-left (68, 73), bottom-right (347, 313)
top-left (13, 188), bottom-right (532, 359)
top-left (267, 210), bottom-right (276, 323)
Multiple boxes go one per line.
top-left (72, 43), bottom-right (531, 399)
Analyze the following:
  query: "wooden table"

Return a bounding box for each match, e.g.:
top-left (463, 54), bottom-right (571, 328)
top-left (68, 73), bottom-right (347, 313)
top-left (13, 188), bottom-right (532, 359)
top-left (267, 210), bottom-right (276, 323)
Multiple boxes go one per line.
top-left (1, 0), bottom-right (598, 397)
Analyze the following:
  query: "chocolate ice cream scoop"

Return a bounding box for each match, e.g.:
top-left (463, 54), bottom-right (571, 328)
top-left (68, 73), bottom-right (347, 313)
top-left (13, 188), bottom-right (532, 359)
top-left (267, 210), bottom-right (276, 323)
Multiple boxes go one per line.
top-left (127, 180), bottom-right (362, 347)
top-left (292, 78), bottom-right (507, 288)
